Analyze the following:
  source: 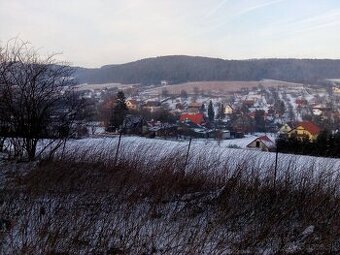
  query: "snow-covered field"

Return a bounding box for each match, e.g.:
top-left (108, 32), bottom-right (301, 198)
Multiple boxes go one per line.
top-left (2, 136), bottom-right (339, 254)
top-left (60, 136), bottom-right (340, 182)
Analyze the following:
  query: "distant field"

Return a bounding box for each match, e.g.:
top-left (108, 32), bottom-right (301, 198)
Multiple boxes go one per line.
top-left (74, 83), bottom-right (137, 91)
top-left (75, 80), bottom-right (304, 94)
top-left (327, 79), bottom-right (340, 83)
top-left (151, 80), bottom-right (303, 95)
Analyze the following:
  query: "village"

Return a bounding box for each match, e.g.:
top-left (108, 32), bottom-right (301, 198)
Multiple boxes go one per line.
top-left (73, 79), bottom-right (340, 153)
top-left (3, 0), bottom-right (340, 252)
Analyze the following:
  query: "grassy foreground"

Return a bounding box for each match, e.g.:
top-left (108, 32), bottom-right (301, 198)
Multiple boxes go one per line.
top-left (0, 147), bottom-right (339, 254)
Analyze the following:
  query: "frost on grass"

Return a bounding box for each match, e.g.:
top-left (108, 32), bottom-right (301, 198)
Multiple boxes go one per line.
top-left (0, 137), bottom-right (339, 254)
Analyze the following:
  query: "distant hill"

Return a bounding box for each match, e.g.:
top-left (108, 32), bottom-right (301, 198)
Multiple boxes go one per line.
top-left (74, 55), bottom-right (340, 85)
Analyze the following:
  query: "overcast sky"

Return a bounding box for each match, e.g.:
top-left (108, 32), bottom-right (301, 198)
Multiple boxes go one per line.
top-left (1, 0), bottom-right (340, 67)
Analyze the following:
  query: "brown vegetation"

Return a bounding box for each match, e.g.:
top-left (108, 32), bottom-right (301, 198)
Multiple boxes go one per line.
top-left (0, 145), bottom-right (339, 254)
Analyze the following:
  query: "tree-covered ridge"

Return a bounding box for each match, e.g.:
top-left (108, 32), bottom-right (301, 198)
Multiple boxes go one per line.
top-left (74, 55), bottom-right (340, 85)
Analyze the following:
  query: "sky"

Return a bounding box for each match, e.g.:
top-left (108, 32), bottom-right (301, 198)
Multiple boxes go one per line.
top-left (1, 0), bottom-right (340, 67)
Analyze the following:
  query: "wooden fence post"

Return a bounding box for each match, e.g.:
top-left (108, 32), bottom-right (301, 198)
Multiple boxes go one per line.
top-left (114, 131), bottom-right (123, 166)
top-left (273, 142), bottom-right (279, 189)
top-left (183, 137), bottom-right (192, 173)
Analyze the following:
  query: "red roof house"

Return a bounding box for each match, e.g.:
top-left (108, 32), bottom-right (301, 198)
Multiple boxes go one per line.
top-left (246, 135), bottom-right (276, 152)
top-left (180, 113), bottom-right (205, 125)
top-left (289, 121), bottom-right (321, 140)
top-left (298, 121), bottom-right (321, 135)
top-left (295, 99), bottom-right (308, 106)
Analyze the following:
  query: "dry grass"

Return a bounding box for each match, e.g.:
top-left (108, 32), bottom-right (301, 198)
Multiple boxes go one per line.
top-left (0, 145), bottom-right (339, 254)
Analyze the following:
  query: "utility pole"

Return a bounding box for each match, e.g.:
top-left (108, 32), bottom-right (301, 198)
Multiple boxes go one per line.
top-left (114, 129), bottom-right (123, 167)
top-left (183, 137), bottom-right (192, 173)
top-left (273, 140), bottom-right (279, 189)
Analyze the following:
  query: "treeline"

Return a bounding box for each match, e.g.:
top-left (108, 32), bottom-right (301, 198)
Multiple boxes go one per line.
top-left (277, 130), bottom-right (340, 158)
top-left (74, 55), bottom-right (340, 85)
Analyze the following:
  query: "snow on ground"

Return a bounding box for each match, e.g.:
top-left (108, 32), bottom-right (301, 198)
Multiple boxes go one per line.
top-left (59, 136), bottom-right (340, 182)
top-left (2, 135), bottom-right (339, 253)
top-left (286, 93), bottom-right (302, 121)
top-left (74, 82), bottom-right (133, 91)
top-left (198, 135), bottom-right (257, 148)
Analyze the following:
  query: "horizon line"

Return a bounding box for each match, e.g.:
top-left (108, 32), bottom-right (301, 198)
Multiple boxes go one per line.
top-left (74, 54), bottom-right (340, 69)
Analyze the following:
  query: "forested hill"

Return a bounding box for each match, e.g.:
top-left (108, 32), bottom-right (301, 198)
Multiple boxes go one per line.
top-left (74, 55), bottom-right (340, 85)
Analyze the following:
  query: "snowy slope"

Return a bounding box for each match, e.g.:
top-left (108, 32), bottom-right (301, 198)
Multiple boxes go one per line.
top-left (60, 136), bottom-right (340, 182)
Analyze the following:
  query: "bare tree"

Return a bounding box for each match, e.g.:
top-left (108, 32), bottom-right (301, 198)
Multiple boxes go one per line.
top-left (0, 39), bottom-right (80, 160)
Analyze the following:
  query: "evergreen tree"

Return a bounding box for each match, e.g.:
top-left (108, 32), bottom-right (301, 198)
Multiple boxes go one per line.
top-left (333, 132), bottom-right (340, 157)
top-left (276, 129), bottom-right (340, 158)
top-left (108, 91), bottom-right (128, 131)
top-left (274, 100), bottom-right (285, 116)
top-left (208, 100), bottom-right (215, 122)
top-left (200, 103), bottom-right (206, 113)
top-left (316, 129), bottom-right (331, 156)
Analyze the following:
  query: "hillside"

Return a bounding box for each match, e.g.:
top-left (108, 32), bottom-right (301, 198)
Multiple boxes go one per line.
top-left (1, 137), bottom-right (339, 254)
top-left (74, 55), bottom-right (340, 85)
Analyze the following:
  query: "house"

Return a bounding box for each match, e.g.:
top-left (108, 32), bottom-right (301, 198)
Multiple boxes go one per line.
top-left (123, 114), bottom-right (145, 134)
top-left (126, 99), bottom-right (140, 110)
top-left (312, 107), bottom-right (322, 116)
top-left (147, 122), bottom-right (178, 137)
top-left (333, 86), bottom-right (340, 95)
top-left (278, 123), bottom-right (292, 136)
top-left (295, 98), bottom-right (308, 106)
top-left (179, 113), bottom-right (205, 125)
top-left (288, 121), bottom-right (321, 140)
top-left (143, 101), bottom-right (162, 112)
top-left (187, 101), bottom-right (201, 113)
top-left (215, 129), bottom-right (231, 139)
top-left (243, 100), bottom-right (255, 107)
top-left (222, 130), bottom-right (231, 139)
top-left (175, 103), bottom-right (184, 110)
top-left (247, 135), bottom-right (276, 152)
top-left (161, 80), bottom-right (168, 86)
top-left (224, 104), bottom-right (233, 115)
top-left (312, 104), bottom-right (331, 116)
top-left (177, 121), bottom-right (208, 138)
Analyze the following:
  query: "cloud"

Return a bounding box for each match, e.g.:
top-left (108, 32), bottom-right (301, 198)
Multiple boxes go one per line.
top-left (263, 8), bottom-right (340, 40)
top-left (205, 0), bottom-right (231, 18)
top-left (294, 8), bottom-right (340, 29)
top-left (232, 0), bottom-right (286, 17)
top-left (1, 0), bottom-right (340, 66)
top-left (197, 0), bottom-right (287, 36)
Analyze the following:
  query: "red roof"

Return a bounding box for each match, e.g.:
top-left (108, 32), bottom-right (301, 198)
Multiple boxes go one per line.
top-left (259, 135), bottom-right (273, 143)
top-left (244, 100), bottom-right (254, 106)
top-left (295, 99), bottom-right (307, 105)
top-left (259, 135), bottom-right (276, 149)
top-left (180, 113), bottom-right (204, 125)
top-left (297, 121), bottom-right (321, 135)
top-left (246, 135), bottom-right (275, 149)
